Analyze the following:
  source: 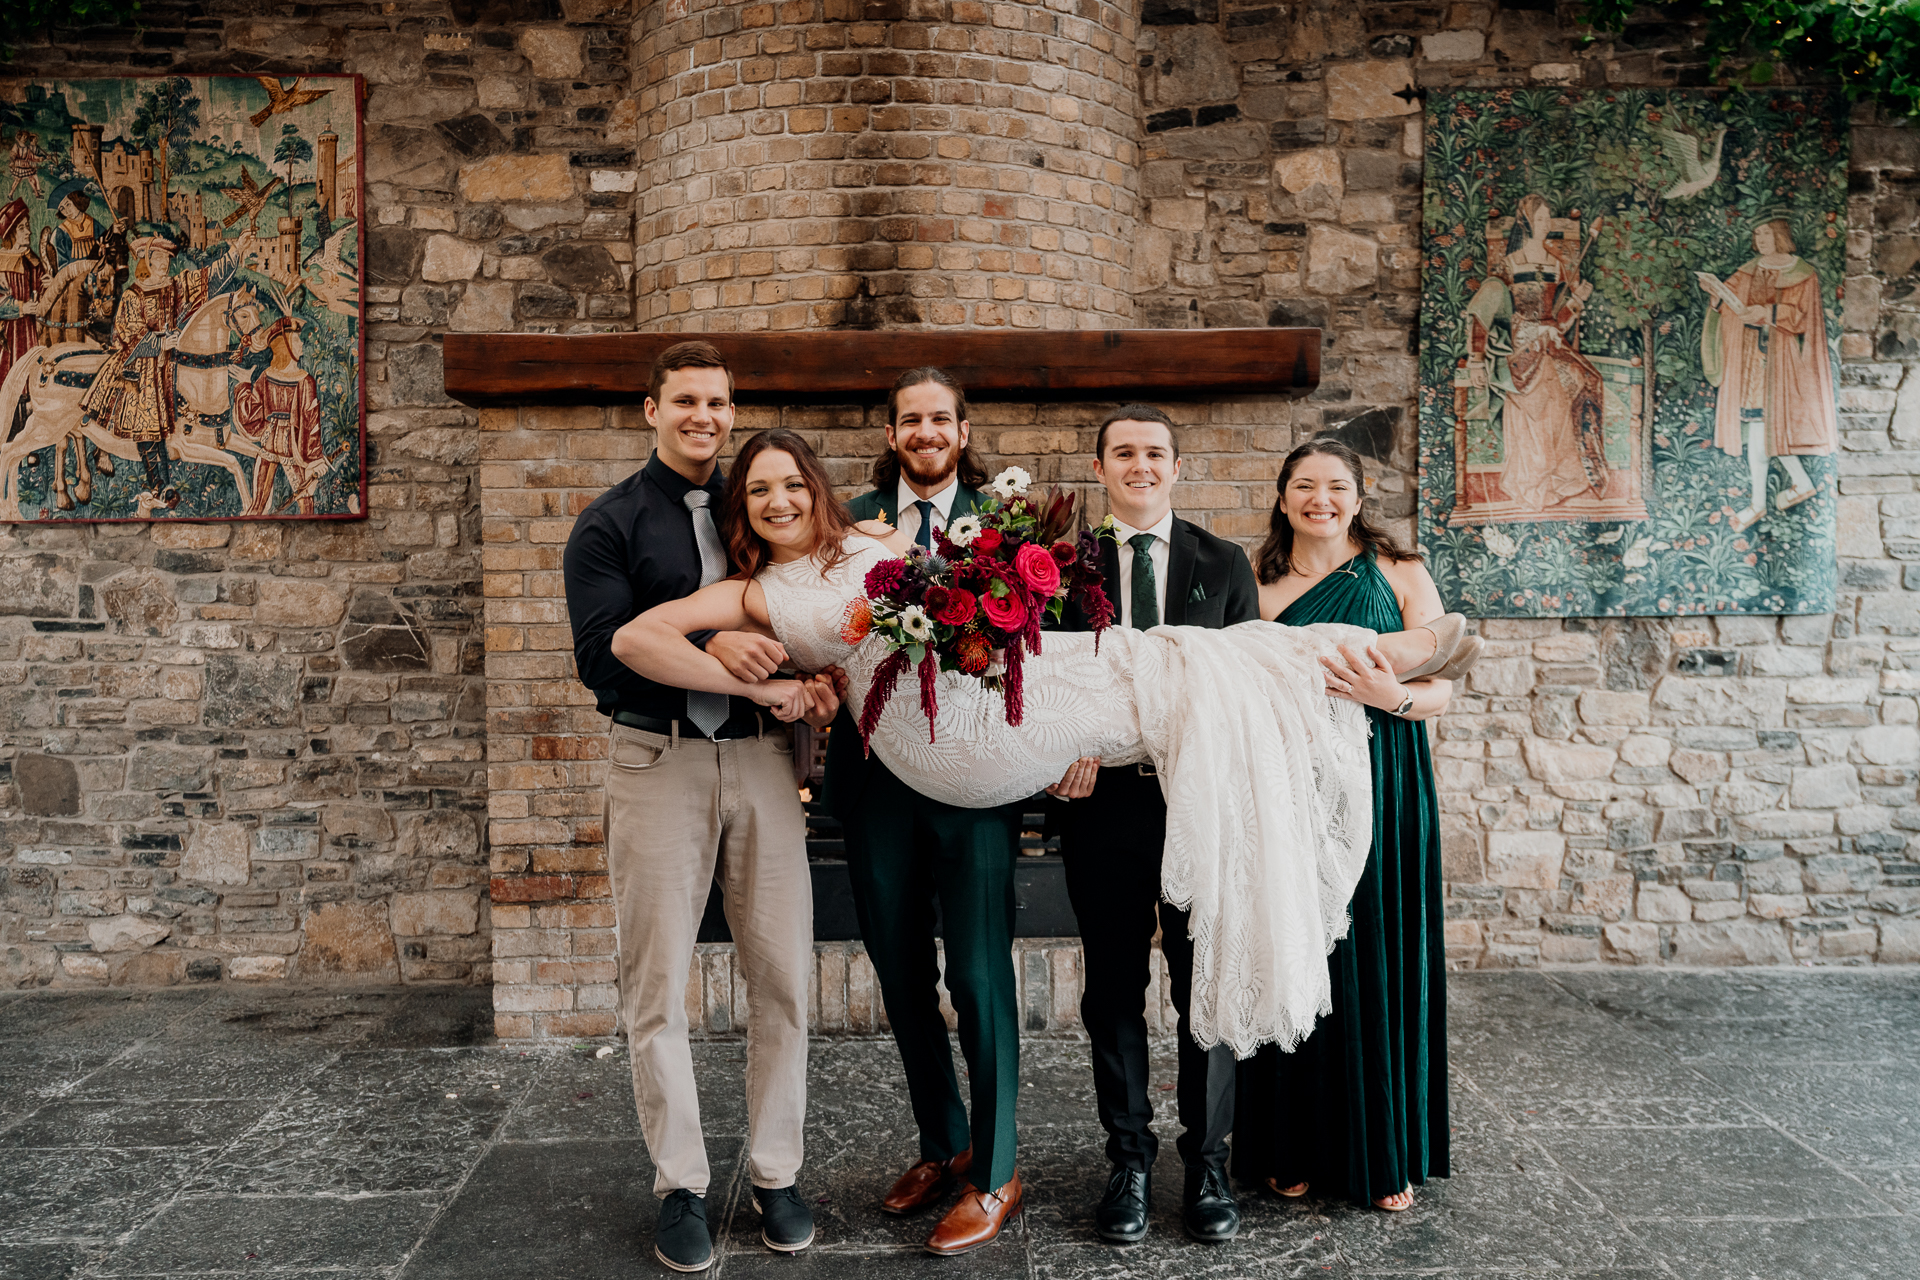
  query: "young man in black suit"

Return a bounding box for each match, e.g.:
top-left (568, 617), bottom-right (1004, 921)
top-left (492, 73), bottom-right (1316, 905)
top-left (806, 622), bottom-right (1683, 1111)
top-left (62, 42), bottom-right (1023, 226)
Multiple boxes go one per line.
top-left (1047, 403), bottom-right (1259, 1245)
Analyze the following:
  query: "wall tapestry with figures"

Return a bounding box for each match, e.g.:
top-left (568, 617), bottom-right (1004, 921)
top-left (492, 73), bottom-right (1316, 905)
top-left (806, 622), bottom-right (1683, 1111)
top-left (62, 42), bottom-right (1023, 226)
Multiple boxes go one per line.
top-left (0, 75), bottom-right (362, 522)
top-left (1417, 88), bottom-right (1845, 617)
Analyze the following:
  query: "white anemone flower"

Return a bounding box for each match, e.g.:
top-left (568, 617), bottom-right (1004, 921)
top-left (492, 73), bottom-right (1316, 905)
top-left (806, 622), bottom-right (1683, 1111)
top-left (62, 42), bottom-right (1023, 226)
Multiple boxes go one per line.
top-left (899, 604), bottom-right (933, 641)
top-left (989, 466), bottom-right (1032, 499)
top-left (946, 514), bottom-right (983, 547)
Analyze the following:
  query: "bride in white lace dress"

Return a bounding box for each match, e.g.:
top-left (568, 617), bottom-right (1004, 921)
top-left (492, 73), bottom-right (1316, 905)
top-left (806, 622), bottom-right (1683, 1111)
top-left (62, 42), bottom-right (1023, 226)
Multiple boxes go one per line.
top-left (613, 431), bottom-right (1469, 1058)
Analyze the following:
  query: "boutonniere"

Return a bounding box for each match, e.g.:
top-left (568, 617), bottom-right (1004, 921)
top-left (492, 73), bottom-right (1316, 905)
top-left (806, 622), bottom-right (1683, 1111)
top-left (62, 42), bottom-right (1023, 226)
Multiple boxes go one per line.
top-left (1188, 583), bottom-right (1208, 604)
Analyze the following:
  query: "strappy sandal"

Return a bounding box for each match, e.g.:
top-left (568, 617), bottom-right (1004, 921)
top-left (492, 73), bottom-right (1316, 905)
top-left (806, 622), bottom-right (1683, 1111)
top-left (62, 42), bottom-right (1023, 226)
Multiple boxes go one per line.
top-left (1396, 613), bottom-right (1466, 681)
top-left (1265, 1178), bottom-right (1309, 1198)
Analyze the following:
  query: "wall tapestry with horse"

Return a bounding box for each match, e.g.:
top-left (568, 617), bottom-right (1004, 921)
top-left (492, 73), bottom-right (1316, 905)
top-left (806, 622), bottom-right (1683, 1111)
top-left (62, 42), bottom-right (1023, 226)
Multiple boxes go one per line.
top-left (0, 75), bottom-right (363, 523)
top-left (1417, 89), bottom-right (1846, 618)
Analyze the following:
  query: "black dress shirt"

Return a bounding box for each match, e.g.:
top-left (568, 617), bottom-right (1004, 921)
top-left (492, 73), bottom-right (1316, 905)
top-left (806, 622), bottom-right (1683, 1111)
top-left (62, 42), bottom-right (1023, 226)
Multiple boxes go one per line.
top-left (562, 452), bottom-right (750, 724)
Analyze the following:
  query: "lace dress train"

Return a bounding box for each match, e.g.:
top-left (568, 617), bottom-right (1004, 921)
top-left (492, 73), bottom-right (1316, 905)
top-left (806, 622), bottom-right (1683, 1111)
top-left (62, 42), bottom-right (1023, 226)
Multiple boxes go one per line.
top-left (759, 536), bottom-right (1376, 1058)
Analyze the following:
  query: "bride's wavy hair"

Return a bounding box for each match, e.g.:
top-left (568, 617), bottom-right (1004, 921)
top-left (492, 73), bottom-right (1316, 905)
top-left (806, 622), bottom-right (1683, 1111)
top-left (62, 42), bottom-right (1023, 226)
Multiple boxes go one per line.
top-left (1254, 440), bottom-right (1421, 585)
top-left (721, 429), bottom-right (857, 581)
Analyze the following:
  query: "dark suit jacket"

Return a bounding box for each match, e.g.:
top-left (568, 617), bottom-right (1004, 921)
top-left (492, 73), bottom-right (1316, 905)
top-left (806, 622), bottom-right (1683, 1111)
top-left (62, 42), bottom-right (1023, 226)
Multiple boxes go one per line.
top-left (1049, 514), bottom-right (1261, 847)
top-left (820, 482), bottom-right (989, 823)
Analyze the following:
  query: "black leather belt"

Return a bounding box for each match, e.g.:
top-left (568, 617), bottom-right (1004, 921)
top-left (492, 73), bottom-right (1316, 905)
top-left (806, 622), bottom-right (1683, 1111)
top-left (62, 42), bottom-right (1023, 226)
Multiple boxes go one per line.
top-left (611, 709), bottom-right (766, 741)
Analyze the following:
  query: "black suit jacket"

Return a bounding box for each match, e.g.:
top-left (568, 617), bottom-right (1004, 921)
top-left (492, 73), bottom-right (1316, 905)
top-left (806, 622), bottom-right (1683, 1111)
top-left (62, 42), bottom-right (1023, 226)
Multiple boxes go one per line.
top-left (1049, 514), bottom-right (1261, 846)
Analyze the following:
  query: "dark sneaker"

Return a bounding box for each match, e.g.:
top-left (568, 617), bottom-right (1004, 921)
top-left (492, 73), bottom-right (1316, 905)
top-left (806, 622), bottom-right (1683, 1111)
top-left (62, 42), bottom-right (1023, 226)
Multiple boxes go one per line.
top-left (655, 1188), bottom-right (712, 1272)
top-left (753, 1183), bottom-right (816, 1252)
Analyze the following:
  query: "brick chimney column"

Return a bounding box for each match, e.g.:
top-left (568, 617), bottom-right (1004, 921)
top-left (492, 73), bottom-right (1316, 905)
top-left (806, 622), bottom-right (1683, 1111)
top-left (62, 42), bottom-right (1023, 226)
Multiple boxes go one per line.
top-left (633, 0), bottom-right (1140, 332)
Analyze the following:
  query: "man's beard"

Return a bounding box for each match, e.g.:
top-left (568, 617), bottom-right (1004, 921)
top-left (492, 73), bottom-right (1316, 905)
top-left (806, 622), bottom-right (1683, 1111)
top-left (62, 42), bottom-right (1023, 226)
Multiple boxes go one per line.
top-left (898, 443), bottom-right (957, 487)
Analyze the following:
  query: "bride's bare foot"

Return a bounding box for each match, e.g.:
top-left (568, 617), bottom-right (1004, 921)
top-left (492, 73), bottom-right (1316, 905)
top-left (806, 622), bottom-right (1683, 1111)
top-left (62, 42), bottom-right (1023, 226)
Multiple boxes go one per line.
top-left (1373, 1187), bottom-right (1413, 1212)
top-left (1267, 1178), bottom-right (1309, 1198)
top-left (1376, 627), bottom-right (1437, 673)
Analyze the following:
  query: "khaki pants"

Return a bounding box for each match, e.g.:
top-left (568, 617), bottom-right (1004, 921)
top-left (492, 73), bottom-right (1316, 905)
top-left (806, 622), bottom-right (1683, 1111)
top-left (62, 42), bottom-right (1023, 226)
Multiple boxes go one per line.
top-left (603, 722), bottom-right (813, 1198)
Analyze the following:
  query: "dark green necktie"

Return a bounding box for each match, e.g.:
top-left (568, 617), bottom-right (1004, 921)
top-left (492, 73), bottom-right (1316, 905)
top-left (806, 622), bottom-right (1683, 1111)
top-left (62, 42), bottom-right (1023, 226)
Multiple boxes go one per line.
top-left (1129, 532), bottom-right (1159, 630)
top-left (914, 499), bottom-right (934, 549)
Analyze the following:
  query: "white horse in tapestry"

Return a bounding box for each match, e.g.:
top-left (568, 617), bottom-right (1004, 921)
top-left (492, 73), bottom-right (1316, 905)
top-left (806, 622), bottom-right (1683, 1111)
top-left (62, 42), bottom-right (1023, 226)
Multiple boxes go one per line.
top-left (0, 285), bottom-right (270, 520)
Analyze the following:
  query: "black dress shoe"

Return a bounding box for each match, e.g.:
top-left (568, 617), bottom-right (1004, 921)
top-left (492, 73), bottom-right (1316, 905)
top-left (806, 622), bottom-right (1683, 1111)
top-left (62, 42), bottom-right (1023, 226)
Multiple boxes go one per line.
top-left (1182, 1164), bottom-right (1239, 1243)
top-left (1094, 1165), bottom-right (1150, 1244)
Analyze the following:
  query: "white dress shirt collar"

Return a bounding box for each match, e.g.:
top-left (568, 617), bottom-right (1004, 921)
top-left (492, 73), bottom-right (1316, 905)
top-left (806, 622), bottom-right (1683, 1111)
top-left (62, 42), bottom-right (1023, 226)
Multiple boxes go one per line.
top-left (896, 476), bottom-right (960, 528)
top-left (1111, 509), bottom-right (1175, 546)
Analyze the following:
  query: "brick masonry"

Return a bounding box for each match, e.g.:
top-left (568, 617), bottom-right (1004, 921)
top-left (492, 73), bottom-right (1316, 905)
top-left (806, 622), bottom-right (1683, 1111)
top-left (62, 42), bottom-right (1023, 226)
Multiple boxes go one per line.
top-left (1, 2), bottom-right (1917, 1022)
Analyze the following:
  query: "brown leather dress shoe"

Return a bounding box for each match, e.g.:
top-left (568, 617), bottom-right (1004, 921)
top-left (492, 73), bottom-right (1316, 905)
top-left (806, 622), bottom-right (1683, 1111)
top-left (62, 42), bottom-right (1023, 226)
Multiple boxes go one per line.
top-left (924, 1171), bottom-right (1023, 1255)
top-left (881, 1148), bottom-right (972, 1216)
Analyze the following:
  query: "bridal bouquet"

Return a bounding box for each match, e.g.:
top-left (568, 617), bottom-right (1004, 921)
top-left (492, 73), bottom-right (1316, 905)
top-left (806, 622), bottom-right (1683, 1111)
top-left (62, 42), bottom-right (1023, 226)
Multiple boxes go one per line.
top-left (842, 467), bottom-right (1116, 744)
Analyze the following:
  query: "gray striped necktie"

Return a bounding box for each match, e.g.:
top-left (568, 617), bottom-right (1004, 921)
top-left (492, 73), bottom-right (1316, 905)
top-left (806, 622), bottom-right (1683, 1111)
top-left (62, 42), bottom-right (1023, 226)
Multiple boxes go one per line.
top-left (683, 489), bottom-right (730, 736)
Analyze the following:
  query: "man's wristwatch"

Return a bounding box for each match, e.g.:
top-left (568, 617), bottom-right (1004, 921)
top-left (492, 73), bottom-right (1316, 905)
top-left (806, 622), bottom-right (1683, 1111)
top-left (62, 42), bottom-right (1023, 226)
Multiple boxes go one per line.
top-left (1389, 691), bottom-right (1415, 719)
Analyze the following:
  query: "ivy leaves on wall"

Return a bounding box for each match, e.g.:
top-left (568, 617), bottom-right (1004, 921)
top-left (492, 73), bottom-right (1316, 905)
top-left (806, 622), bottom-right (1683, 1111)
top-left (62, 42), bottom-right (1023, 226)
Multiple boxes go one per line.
top-left (2, 1), bottom-right (142, 59)
top-left (1581, 0), bottom-right (1920, 122)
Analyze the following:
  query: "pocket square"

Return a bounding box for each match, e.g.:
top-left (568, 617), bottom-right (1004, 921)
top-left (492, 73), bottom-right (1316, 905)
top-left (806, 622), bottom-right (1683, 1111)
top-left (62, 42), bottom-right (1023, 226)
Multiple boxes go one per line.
top-left (1188, 583), bottom-right (1208, 603)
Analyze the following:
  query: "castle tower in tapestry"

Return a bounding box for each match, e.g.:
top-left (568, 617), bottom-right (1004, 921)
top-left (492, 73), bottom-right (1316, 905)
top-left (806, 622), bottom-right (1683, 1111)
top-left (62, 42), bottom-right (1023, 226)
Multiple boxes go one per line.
top-left (68, 122), bottom-right (102, 183)
top-left (317, 130), bottom-right (337, 222)
top-left (98, 141), bottom-right (154, 222)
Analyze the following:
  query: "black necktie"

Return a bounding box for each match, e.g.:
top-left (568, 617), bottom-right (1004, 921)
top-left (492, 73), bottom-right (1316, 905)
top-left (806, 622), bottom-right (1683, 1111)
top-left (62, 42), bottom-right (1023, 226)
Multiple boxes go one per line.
top-left (1129, 532), bottom-right (1159, 630)
top-left (914, 499), bottom-right (934, 549)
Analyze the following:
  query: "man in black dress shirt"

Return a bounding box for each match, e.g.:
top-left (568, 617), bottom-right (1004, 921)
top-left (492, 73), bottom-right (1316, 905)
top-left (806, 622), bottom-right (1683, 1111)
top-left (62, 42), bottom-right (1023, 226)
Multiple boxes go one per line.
top-left (563, 341), bottom-right (825, 1272)
top-left (1047, 404), bottom-right (1259, 1246)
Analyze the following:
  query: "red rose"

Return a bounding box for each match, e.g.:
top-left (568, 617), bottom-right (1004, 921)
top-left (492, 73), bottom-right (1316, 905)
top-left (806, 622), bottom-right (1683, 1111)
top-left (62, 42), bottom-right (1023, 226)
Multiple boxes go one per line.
top-left (973, 528), bottom-right (1004, 554)
top-left (934, 587), bottom-right (978, 626)
top-left (979, 582), bottom-right (1028, 632)
top-left (1050, 540), bottom-right (1076, 567)
top-left (1014, 542), bottom-right (1062, 597)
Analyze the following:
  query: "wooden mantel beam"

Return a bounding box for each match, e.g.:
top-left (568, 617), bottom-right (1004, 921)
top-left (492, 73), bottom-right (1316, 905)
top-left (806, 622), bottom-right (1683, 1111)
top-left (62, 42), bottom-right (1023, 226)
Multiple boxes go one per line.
top-left (441, 328), bottom-right (1318, 406)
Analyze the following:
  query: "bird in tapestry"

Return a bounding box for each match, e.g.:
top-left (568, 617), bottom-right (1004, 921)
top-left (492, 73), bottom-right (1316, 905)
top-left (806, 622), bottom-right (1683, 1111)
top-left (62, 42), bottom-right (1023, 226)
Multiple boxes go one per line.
top-left (1652, 119), bottom-right (1728, 201)
top-left (219, 168), bottom-right (282, 236)
top-left (249, 77), bottom-right (334, 128)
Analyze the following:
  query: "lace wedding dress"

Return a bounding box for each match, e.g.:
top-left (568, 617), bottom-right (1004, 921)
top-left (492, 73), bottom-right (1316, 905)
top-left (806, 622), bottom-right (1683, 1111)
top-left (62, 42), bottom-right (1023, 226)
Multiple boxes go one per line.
top-left (760, 535), bottom-right (1377, 1058)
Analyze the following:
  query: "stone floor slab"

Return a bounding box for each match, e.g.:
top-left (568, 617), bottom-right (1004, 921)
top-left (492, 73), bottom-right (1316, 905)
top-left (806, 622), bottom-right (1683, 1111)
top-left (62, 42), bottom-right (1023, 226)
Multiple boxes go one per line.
top-left (183, 1048), bottom-right (544, 1196)
top-left (399, 1139), bottom-right (665, 1280)
top-left (1621, 1215), bottom-right (1920, 1279)
top-left (1324, 1172), bottom-right (1665, 1273)
top-left (0, 1147), bottom-right (210, 1246)
top-left (1544, 1125), bottom-right (1897, 1220)
top-left (0, 1099), bottom-right (274, 1151)
top-left (96, 1192), bottom-right (440, 1275)
top-left (0, 1243), bottom-right (101, 1280)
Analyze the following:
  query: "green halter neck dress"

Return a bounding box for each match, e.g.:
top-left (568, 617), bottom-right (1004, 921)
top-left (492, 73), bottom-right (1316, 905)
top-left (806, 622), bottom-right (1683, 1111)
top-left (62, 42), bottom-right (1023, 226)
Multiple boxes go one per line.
top-left (1233, 551), bottom-right (1451, 1204)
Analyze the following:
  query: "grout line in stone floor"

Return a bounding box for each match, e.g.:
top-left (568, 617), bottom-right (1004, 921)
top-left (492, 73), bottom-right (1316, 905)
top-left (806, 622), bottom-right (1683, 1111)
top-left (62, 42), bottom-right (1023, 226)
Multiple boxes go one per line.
top-left (385, 1044), bottom-right (562, 1280)
top-left (1546, 969), bottom-right (1918, 1222)
top-left (1455, 983), bottom-right (1689, 1280)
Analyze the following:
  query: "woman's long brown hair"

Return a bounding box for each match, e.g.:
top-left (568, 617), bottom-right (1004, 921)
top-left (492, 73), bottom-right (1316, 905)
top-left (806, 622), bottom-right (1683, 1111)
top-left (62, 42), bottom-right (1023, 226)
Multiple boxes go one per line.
top-left (721, 429), bottom-right (857, 581)
top-left (1254, 439), bottom-right (1422, 585)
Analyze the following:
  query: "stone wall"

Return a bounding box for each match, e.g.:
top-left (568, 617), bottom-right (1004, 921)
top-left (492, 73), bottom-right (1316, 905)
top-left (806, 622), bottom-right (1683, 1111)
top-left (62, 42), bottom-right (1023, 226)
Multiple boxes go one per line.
top-left (1122, 0), bottom-right (1920, 969)
top-left (0, 0), bottom-right (652, 990)
top-left (3, 0), bottom-right (1918, 1008)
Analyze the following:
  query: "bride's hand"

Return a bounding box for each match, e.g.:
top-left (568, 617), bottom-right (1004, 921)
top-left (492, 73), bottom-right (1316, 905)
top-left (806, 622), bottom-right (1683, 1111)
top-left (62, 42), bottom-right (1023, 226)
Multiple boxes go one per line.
top-left (852, 518), bottom-right (894, 537)
top-left (1321, 643), bottom-right (1404, 712)
top-left (749, 679), bottom-right (810, 722)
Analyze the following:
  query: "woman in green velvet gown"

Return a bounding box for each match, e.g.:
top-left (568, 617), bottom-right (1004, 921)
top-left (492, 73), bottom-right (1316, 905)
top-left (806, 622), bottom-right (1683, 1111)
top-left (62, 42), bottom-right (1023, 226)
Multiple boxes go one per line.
top-left (1232, 440), bottom-right (1454, 1212)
